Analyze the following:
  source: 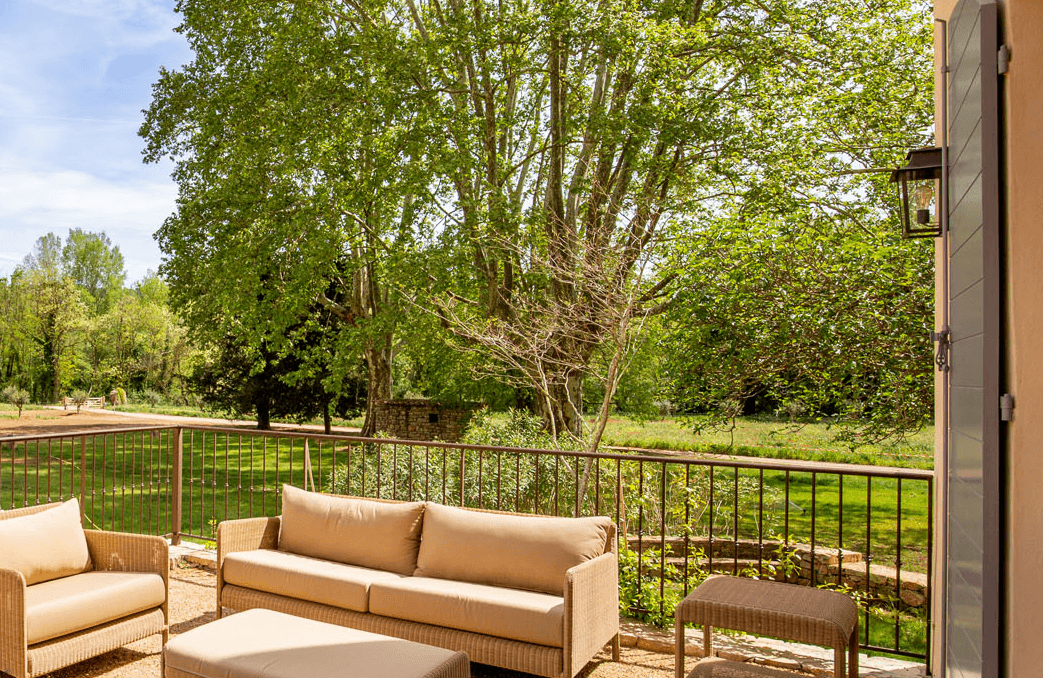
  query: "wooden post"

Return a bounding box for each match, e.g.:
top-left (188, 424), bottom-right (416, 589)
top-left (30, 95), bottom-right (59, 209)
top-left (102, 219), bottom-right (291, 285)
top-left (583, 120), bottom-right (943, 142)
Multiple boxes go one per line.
top-left (171, 427), bottom-right (183, 545)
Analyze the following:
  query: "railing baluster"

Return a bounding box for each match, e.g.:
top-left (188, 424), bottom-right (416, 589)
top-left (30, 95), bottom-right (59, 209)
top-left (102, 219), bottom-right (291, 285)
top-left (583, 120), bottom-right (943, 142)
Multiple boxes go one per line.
top-left (0, 424), bottom-right (935, 660)
top-left (810, 472), bottom-right (817, 587)
top-left (838, 474), bottom-right (845, 587)
top-left (895, 477), bottom-right (903, 650)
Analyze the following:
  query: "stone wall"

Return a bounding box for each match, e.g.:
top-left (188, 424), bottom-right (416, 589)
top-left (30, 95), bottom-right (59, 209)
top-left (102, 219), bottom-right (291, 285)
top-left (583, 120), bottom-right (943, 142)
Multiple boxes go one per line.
top-left (627, 535), bottom-right (928, 611)
top-left (372, 399), bottom-right (476, 442)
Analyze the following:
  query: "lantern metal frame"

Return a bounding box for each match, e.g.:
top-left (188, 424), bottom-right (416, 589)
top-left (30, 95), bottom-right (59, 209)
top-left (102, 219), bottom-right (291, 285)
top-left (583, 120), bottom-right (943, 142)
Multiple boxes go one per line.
top-left (890, 147), bottom-right (944, 239)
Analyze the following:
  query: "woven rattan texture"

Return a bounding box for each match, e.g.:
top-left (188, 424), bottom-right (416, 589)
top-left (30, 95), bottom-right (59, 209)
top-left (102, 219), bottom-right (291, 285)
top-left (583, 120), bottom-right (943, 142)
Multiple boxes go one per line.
top-left (27, 609), bottom-right (166, 677)
top-left (222, 585), bottom-right (565, 677)
top-left (675, 576), bottom-right (856, 648)
top-left (0, 503), bottom-right (169, 678)
top-left (565, 552), bottom-right (621, 675)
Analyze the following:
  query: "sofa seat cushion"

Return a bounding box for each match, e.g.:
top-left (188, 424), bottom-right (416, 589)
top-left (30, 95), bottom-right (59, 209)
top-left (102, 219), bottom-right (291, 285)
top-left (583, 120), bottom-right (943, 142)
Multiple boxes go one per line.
top-left (416, 502), bottom-right (613, 596)
top-left (0, 498), bottom-right (92, 585)
top-left (278, 486), bottom-right (425, 575)
top-left (369, 576), bottom-right (565, 648)
top-left (25, 570), bottom-right (166, 644)
top-left (223, 549), bottom-right (405, 613)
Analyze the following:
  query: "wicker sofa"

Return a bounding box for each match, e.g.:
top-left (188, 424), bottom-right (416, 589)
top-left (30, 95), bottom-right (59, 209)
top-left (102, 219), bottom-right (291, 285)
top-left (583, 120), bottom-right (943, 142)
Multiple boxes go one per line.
top-left (216, 486), bottom-right (620, 678)
top-left (0, 500), bottom-right (169, 678)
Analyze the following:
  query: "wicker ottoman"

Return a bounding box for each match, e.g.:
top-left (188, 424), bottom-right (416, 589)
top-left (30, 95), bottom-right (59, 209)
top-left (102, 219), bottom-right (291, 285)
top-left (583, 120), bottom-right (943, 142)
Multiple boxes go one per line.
top-left (674, 575), bottom-right (858, 678)
top-left (164, 609), bottom-right (470, 678)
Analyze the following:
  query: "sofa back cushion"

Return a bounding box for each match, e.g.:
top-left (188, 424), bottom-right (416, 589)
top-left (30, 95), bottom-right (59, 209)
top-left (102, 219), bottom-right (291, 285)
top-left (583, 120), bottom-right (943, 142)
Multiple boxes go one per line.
top-left (0, 498), bottom-right (92, 585)
top-left (415, 502), bottom-right (613, 595)
top-left (277, 485), bottom-right (425, 575)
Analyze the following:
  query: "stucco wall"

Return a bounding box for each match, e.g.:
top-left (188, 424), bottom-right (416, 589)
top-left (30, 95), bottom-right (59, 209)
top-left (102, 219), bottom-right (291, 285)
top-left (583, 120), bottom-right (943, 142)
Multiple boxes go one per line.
top-left (997, 3), bottom-right (1043, 676)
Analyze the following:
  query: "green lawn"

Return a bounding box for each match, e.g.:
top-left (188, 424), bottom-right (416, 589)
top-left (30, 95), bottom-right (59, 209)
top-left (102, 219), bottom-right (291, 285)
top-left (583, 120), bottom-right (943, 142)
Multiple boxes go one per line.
top-left (597, 415), bottom-right (934, 469)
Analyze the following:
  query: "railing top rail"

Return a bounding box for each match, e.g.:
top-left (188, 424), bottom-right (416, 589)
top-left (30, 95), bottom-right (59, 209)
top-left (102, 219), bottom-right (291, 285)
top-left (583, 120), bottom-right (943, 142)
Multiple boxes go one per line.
top-left (0, 425), bottom-right (180, 445)
top-left (178, 424), bottom-right (935, 481)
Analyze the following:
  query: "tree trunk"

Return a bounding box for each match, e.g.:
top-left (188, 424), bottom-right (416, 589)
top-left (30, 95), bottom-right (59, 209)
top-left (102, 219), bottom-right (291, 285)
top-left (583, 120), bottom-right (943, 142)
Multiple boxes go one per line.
top-left (323, 400), bottom-right (332, 435)
top-left (256, 396), bottom-right (271, 430)
top-left (535, 371), bottom-right (585, 441)
top-left (360, 341), bottom-right (393, 437)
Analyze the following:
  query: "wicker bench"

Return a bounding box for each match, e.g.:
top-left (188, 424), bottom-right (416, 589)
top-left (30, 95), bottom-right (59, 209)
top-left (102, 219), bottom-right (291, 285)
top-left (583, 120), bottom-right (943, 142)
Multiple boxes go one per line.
top-left (165, 609), bottom-right (470, 678)
top-left (674, 575), bottom-right (859, 678)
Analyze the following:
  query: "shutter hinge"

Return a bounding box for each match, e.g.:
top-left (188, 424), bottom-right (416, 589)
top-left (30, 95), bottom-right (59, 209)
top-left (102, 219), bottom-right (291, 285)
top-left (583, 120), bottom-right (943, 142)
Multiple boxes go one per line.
top-left (999, 45), bottom-right (1011, 75)
top-left (930, 327), bottom-right (951, 373)
top-left (1001, 393), bottom-right (1015, 422)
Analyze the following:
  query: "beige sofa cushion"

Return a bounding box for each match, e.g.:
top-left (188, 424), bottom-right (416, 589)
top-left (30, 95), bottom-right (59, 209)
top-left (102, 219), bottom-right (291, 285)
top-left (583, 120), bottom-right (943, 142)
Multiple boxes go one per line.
top-left (25, 570), bottom-right (166, 644)
top-left (277, 485), bottom-right (425, 575)
top-left (223, 548), bottom-right (405, 613)
top-left (370, 576), bottom-right (565, 648)
top-left (0, 498), bottom-right (92, 585)
top-left (166, 608), bottom-right (469, 678)
top-left (415, 503), bottom-right (612, 595)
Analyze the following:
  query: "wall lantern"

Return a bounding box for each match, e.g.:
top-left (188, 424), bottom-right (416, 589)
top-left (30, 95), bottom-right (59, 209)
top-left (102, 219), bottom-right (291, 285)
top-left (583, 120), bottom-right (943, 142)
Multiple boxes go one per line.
top-left (889, 147), bottom-right (944, 239)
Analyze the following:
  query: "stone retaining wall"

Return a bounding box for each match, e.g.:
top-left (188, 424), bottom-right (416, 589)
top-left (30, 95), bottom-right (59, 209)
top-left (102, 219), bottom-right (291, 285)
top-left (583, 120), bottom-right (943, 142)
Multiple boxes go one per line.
top-left (627, 535), bottom-right (928, 611)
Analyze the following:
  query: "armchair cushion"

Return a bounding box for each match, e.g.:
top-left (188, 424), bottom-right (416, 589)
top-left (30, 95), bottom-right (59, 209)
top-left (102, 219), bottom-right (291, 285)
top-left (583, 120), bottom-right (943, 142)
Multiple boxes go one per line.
top-left (415, 503), bottom-right (612, 595)
top-left (0, 498), bottom-right (91, 585)
top-left (278, 486), bottom-right (425, 576)
top-left (25, 570), bottom-right (166, 644)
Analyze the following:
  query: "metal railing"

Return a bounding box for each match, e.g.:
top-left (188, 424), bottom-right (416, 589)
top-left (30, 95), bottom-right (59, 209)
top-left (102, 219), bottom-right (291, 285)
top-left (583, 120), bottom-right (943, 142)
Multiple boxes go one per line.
top-left (0, 424), bottom-right (933, 661)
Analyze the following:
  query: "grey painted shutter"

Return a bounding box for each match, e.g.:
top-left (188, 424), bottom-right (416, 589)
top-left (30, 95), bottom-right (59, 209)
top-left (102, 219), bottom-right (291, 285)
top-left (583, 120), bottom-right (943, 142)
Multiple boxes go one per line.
top-left (945, 1), bottom-right (1002, 677)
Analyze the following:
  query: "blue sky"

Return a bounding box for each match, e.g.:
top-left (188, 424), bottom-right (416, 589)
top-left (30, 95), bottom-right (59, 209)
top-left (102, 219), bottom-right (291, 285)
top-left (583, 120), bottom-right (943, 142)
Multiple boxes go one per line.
top-left (0, 0), bottom-right (191, 284)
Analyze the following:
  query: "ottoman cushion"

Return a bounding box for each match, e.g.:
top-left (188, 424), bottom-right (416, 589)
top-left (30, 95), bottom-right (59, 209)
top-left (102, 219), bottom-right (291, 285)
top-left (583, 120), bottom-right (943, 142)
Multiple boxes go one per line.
top-left (165, 608), bottom-right (469, 678)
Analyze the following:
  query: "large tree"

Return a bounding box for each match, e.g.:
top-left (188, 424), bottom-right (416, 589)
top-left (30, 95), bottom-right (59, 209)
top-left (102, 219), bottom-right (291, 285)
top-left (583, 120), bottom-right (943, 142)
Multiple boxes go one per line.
top-left (62, 229), bottom-right (126, 313)
top-left (141, 1), bottom-right (436, 434)
top-left (662, 0), bottom-right (935, 442)
top-left (407, 0), bottom-right (933, 439)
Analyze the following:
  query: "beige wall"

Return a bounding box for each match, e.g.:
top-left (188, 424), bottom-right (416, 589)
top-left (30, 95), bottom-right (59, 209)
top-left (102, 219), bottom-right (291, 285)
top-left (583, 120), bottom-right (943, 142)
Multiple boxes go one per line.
top-left (997, 2), bottom-right (1043, 676)
top-left (934, 1), bottom-right (1043, 675)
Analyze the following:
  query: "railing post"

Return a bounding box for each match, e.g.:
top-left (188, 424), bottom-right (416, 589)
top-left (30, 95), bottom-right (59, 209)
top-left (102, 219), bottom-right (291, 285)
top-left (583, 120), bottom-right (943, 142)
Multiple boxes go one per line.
top-left (79, 435), bottom-right (87, 526)
top-left (171, 427), bottom-right (183, 545)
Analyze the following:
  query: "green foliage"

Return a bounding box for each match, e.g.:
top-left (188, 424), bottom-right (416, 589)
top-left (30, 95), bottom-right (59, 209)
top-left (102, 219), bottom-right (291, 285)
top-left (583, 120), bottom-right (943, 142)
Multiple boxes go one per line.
top-left (460, 409), bottom-right (572, 452)
top-left (617, 540), bottom-right (708, 628)
top-left (1, 386), bottom-right (30, 417)
top-left (658, 0), bottom-right (935, 446)
top-left (61, 229), bottom-right (126, 313)
top-left (0, 236), bottom-right (195, 406)
top-left (70, 389), bottom-right (89, 413)
top-left (142, 390), bottom-right (163, 410)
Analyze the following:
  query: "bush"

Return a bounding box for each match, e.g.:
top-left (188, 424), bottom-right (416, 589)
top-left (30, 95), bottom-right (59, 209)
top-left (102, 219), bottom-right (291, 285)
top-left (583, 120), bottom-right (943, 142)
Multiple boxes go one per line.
top-left (70, 390), bottom-right (89, 413)
top-left (142, 390), bottom-right (163, 410)
top-left (1, 386), bottom-right (30, 417)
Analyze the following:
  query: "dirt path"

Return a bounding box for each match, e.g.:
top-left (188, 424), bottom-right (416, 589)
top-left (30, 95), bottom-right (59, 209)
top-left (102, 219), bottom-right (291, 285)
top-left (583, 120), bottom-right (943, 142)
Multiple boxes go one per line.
top-left (0, 408), bottom-right (361, 438)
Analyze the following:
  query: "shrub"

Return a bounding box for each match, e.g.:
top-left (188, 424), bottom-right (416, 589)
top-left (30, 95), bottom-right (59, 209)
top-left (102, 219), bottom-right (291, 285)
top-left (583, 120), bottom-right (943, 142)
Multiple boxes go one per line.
top-left (1, 386), bottom-right (30, 417)
top-left (70, 390), bottom-right (89, 413)
top-left (142, 390), bottom-right (163, 410)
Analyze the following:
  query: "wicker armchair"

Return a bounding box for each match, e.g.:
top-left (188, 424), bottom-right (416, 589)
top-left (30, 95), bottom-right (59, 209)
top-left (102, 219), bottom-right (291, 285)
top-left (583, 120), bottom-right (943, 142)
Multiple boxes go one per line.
top-left (0, 502), bottom-right (169, 678)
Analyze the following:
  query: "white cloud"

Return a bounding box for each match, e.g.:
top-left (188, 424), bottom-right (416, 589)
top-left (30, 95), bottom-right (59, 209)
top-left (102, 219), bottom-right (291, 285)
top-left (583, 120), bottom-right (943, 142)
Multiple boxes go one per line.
top-left (0, 165), bottom-right (176, 282)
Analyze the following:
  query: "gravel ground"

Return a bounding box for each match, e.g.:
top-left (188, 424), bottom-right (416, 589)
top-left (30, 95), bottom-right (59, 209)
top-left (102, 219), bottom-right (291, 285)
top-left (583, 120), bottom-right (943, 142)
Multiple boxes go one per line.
top-left (44, 565), bottom-right (675, 678)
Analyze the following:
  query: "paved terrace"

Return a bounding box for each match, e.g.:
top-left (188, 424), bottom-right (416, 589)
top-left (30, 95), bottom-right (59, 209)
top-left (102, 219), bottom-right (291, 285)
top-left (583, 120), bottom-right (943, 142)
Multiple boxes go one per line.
top-left (74, 544), bottom-right (915, 678)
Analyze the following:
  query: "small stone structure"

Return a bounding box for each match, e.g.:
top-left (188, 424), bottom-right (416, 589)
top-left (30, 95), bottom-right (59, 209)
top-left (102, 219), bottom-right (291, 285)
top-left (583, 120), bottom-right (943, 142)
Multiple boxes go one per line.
top-left (372, 399), bottom-right (476, 443)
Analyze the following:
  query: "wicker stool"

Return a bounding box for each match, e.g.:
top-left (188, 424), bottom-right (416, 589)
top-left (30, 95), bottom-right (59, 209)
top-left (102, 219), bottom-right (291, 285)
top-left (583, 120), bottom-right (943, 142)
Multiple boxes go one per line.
top-left (674, 575), bottom-right (858, 678)
top-left (165, 609), bottom-right (470, 678)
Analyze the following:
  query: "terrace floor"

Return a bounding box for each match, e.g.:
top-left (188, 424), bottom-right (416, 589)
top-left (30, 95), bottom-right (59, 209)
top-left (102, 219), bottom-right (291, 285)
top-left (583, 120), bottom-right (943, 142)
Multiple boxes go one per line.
top-left (46, 545), bottom-right (920, 678)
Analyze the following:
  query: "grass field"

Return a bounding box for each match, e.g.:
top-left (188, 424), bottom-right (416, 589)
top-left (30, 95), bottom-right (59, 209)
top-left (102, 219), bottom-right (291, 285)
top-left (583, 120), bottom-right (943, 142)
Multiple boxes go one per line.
top-left (597, 415), bottom-right (934, 469)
